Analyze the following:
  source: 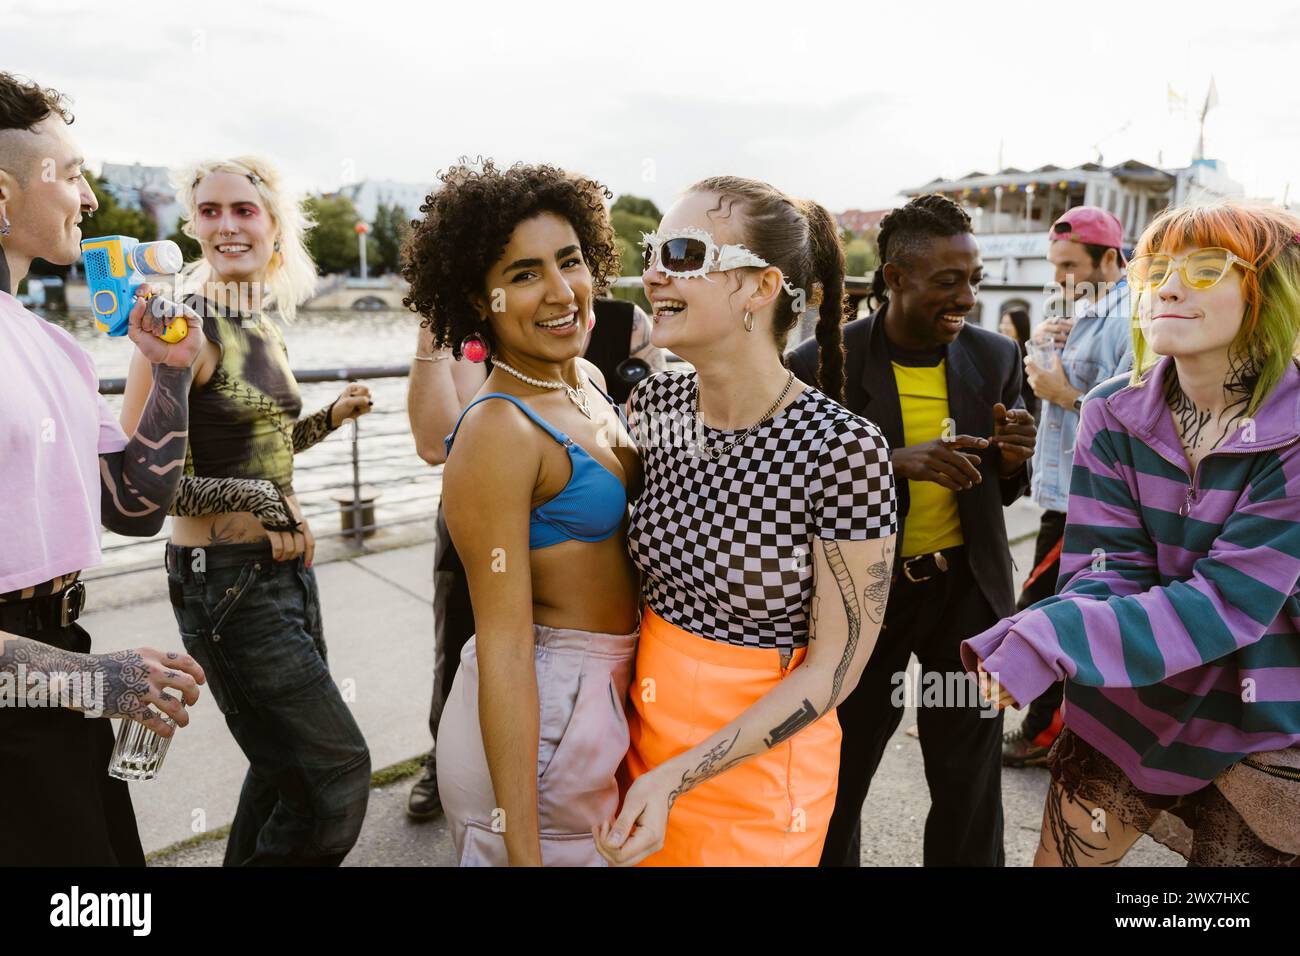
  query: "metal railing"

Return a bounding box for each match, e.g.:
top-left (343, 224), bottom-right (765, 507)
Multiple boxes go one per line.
top-left (90, 365), bottom-right (437, 582)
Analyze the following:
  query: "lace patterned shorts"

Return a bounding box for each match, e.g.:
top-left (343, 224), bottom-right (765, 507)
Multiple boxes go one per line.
top-left (1047, 727), bottom-right (1299, 867)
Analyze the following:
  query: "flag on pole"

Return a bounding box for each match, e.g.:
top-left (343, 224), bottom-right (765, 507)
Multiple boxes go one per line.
top-left (1203, 77), bottom-right (1219, 117)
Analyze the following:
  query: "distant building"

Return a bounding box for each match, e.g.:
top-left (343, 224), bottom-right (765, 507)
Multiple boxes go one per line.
top-left (338, 179), bottom-right (434, 223)
top-left (99, 162), bottom-right (182, 239)
top-left (902, 158), bottom-right (1246, 327)
top-left (836, 208), bottom-right (891, 236)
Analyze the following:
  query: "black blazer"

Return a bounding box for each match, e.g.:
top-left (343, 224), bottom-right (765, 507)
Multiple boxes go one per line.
top-left (786, 304), bottom-right (1030, 619)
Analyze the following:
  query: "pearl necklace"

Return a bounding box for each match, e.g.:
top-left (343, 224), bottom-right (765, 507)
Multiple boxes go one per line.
top-left (492, 358), bottom-right (592, 419)
top-left (693, 370), bottom-right (795, 461)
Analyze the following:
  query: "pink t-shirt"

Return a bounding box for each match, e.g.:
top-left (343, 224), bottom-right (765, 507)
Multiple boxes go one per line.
top-left (0, 291), bottom-right (129, 593)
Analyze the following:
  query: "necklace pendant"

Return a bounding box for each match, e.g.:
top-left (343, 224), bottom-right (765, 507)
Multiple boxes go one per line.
top-left (568, 387), bottom-right (592, 420)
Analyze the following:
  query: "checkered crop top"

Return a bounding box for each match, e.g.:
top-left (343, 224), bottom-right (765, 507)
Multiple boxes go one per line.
top-left (627, 370), bottom-right (898, 649)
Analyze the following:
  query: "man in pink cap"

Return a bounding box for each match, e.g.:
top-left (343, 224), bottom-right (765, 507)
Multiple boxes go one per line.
top-left (1002, 205), bottom-right (1134, 768)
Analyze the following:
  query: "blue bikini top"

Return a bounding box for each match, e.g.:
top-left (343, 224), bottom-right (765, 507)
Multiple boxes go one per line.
top-left (444, 392), bottom-right (629, 550)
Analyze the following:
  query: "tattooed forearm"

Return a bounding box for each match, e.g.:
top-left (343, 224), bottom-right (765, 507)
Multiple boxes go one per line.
top-left (667, 729), bottom-right (750, 807)
top-left (0, 636), bottom-right (151, 718)
top-left (864, 537), bottom-right (895, 627)
top-left (821, 539), bottom-right (862, 714)
top-left (292, 402), bottom-right (337, 453)
top-left (765, 698), bottom-right (818, 747)
top-left (170, 475), bottom-right (299, 531)
top-left (1042, 782), bottom-right (1124, 867)
top-left (101, 364), bottom-right (192, 536)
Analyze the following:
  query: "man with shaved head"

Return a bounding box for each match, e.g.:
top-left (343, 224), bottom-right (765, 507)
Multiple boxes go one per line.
top-left (0, 72), bottom-right (207, 865)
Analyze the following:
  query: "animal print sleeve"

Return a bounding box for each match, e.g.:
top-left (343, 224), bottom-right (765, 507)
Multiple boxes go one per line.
top-left (168, 475), bottom-right (300, 531)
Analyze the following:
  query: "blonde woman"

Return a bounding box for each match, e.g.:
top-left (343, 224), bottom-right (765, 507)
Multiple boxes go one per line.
top-left (121, 157), bottom-right (373, 866)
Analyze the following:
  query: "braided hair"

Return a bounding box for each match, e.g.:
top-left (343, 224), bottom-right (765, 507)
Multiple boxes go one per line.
top-left (869, 194), bottom-right (973, 310)
top-left (687, 177), bottom-right (848, 402)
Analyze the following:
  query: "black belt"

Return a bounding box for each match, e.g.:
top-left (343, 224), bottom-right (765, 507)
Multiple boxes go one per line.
top-left (893, 546), bottom-right (965, 585)
top-left (0, 581), bottom-right (86, 634)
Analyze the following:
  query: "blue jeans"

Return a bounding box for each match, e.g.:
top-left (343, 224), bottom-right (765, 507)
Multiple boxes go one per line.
top-left (166, 542), bottom-right (371, 866)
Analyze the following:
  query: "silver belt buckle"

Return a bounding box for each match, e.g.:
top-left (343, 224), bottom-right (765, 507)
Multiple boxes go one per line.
top-left (902, 551), bottom-right (949, 584)
top-left (902, 554), bottom-right (932, 583)
top-left (60, 582), bottom-right (85, 628)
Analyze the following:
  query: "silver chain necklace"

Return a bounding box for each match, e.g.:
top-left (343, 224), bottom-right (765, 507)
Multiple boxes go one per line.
top-left (692, 369), bottom-right (795, 461)
top-left (492, 358), bottom-right (592, 419)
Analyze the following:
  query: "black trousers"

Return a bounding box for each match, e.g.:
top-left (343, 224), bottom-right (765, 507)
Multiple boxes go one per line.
top-left (0, 608), bottom-right (145, 866)
top-left (1017, 510), bottom-right (1067, 740)
top-left (427, 501), bottom-right (475, 753)
top-left (820, 546), bottom-right (1006, 867)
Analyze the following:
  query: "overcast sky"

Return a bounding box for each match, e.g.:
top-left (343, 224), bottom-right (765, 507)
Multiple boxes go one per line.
top-left (8, 0), bottom-right (1300, 215)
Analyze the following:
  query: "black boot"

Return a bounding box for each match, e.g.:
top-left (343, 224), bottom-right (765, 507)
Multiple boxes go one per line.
top-left (406, 752), bottom-right (442, 820)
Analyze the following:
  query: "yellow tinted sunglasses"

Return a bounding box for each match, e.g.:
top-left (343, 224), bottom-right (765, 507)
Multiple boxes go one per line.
top-left (1127, 246), bottom-right (1257, 292)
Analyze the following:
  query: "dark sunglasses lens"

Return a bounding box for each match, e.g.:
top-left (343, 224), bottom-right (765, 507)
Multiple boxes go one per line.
top-left (642, 242), bottom-right (654, 271)
top-left (662, 237), bottom-right (707, 272)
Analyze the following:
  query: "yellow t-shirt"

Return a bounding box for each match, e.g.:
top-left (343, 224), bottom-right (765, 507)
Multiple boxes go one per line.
top-left (892, 359), bottom-right (964, 557)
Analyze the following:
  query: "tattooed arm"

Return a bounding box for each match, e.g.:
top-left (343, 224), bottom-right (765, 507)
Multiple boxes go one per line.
top-left (101, 290), bottom-right (205, 537)
top-left (0, 631), bottom-right (205, 735)
top-left (596, 532), bottom-right (896, 865)
top-left (99, 363), bottom-right (193, 537)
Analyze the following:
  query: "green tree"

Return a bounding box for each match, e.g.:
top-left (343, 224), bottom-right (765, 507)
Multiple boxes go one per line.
top-left (611, 208), bottom-right (658, 276)
top-left (81, 170), bottom-right (154, 243)
top-left (304, 193), bottom-right (363, 275)
top-left (844, 236), bottom-right (878, 278)
top-left (612, 194), bottom-right (661, 221)
top-left (370, 202), bottom-right (411, 276)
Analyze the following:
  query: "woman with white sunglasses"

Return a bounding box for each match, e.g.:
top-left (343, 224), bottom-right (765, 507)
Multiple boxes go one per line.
top-left (965, 200), bottom-right (1300, 866)
top-left (594, 177), bottom-right (899, 866)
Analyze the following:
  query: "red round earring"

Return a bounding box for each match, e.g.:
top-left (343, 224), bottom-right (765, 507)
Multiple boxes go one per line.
top-left (460, 332), bottom-right (488, 363)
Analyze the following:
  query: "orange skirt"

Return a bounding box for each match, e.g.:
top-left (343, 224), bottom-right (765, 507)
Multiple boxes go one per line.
top-left (623, 606), bottom-right (841, 866)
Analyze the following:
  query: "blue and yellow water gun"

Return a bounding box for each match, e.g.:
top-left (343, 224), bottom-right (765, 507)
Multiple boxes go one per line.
top-left (80, 235), bottom-right (188, 343)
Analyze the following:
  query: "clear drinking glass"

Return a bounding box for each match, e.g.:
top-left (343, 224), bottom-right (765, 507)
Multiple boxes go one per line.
top-left (107, 708), bottom-right (177, 781)
top-left (1027, 337), bottom-right (1058, 370)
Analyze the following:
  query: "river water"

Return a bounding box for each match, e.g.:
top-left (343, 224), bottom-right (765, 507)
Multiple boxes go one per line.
top-left (50, 308), bottom-right (436, 575)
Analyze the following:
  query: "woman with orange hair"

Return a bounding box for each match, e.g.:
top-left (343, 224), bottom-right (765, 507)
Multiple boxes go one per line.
top-left (965, 200), bottom-right (1300, 866)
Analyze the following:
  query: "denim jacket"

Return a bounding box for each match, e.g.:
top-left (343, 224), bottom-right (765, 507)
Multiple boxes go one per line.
top-left (1030, 278), bottom-right (1133, 512)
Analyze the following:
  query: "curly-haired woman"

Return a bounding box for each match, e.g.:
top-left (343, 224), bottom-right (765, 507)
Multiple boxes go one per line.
top-left (403, 159), bottom-right (640, 866)
top-left (965, 201), bottom-right (1300, 866)
top-left (120, 157), bottom-right (373, 866)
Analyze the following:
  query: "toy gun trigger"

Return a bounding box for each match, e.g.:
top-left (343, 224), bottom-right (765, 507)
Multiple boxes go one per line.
top-left (143, 290), bottom-right (190, 344)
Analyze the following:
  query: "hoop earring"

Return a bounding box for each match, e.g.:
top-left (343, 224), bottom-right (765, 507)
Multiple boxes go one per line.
top-left (460, 331), bottom-right (489, 363)
top-left (587, 311), bottom-right (596, 332)
top-left (743, 311), bottom-right (754, 333)
top-left (0, 213), bottom-right (10, 238)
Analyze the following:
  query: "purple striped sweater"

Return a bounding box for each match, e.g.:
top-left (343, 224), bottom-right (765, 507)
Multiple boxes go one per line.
top-left (962, 354), bottom-right (1300, 795)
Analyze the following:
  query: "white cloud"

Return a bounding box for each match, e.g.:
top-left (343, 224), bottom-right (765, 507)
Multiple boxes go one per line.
top-left (10, 0), bottom-right (1299, 215)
